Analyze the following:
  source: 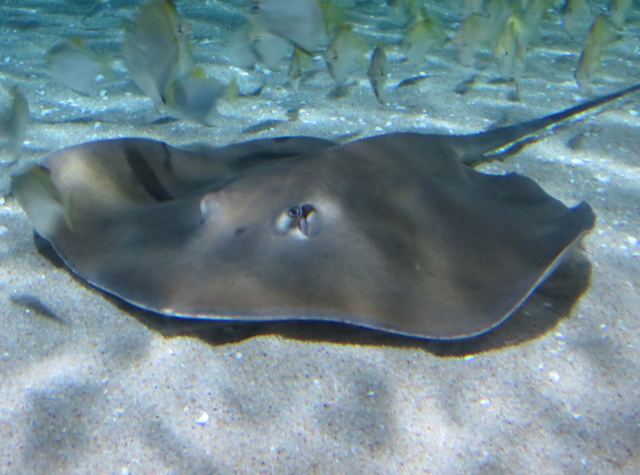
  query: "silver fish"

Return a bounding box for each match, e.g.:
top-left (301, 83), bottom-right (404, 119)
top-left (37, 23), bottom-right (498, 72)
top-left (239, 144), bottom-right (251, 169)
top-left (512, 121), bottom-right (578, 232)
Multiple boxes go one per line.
top-left (368, 43), bottom-right (388, 104)
top-left (123, 0), bottom-right (194, 105)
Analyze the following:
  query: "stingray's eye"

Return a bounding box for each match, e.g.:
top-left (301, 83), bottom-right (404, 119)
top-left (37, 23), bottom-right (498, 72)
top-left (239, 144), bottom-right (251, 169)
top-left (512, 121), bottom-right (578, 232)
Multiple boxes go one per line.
top-left (276, 204), bottom-right (316, 237)
top-left (288, 207), bottom-right (302, 218)
top-left (250, 2), bottom-right (260, 13)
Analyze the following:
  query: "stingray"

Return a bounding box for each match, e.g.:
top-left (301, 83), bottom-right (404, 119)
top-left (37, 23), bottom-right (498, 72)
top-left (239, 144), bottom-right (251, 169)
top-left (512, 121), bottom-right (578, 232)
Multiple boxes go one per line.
top-left (11, 84), bottom-right (640, 339)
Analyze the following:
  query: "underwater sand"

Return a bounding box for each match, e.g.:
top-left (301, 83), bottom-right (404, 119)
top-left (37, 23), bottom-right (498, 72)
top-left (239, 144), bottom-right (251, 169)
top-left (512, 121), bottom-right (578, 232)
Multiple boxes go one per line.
top-left (1, 0), bottom-right (639, 473)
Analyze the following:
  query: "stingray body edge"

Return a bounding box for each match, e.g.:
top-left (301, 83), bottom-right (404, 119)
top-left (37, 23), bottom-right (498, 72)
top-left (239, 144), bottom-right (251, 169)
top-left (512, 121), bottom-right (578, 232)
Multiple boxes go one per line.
top-left (12, 85), bottom-right (638, 340)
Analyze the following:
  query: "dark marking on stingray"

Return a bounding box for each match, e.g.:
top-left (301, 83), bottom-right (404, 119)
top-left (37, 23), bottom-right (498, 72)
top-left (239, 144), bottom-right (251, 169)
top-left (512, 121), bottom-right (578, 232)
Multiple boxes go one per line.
top-left (161, 142), bottom-right (174, 174)
top-left (10, 84), bottom-right (640, 340)
top-left (123, 144), bottom-right (173, 202)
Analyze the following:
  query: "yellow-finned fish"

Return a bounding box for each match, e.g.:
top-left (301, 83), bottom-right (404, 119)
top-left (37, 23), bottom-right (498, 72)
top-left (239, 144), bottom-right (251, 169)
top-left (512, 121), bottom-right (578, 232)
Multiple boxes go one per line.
top-left (289, 46), bottom-right (312, 89)
top-left (367, 43), bottom-right (387, 104)
top-left (225, 23), bottom-right (293, 71)
top-left (323, 27), bottom-right (367, 85)
top-left (11, 166), bottom-right (72, 240)
top-left (165, 69), bottom-right (236, 126)
top-left (0, 87), bottom-right (29, 160)
top-left (402, 12), bottom-right (447, 65)
top-left (575, 14), bottom-right (620, 91)
top-left (123, 0), bottom-right (194, 105)
top-left (46, 38), bottom-right (111, 96)
top-left (561, 0), bottom-right (591, 39)
top-left (520, 0), bottom-right (552, 46)
top-left (319, 0), bottom-right (348, 39)
top-left (248, 0), bottom-right (328, 53)
top-left (609, 0), bottom-right (632, 28)
top-left (452, 13), bottom-right (492, 66)
top-left (494, 14), bottom-right (526, 79)
top-left (388, 0), bottom-right (423, 27)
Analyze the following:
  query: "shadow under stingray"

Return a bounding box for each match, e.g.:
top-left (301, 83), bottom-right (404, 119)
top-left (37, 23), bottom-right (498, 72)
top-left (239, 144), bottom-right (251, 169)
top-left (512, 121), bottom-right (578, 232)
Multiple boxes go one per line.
top-left (34, 233), bottom-right (592, 358)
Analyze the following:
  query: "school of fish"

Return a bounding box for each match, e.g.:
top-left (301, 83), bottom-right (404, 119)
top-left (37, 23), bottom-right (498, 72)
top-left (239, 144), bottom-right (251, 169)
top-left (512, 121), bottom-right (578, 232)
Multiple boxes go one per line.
top-left (0, 0), bottom-right (636, 156)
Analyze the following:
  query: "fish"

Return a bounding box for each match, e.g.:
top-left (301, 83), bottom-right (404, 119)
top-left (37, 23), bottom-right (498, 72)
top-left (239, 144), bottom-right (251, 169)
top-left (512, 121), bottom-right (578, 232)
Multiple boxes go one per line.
top-left (323, 27), bottom-right (367, 85)
top-left (521, 0), bottom-right (552, 45)
top-left (486, 0), bottom-right (516, 21)
top-left (0, 87), bottom-right (29, 159)
top-left (122, 0), bottom-right (194, 106)
top-left (491, 0), bottom-right (549, 76)
top-left (247, 0), bottom-right (328, 53)
top-left (319, 0), bottom-right (348, 39)
top-left (288, 46), bottom-right (311, 89)
top-left (164, 69), bottom-right (235, 126)
top-left (561, 0), bottom-right (591, 39)
top-left (45, 39), bottom-right (111, 96)
top-left (367, 43), bottom-right (387, 104)
top-left (452, 13), bottom-right (492, 66)
top-left (123, 0), bottom-right (234, 125)
top-left (395, 74), bottom-right (433, 89)
top-left (11, 165), bottom-right (72, 239)
top-left (575, 14), bottom-right (621, 91)
top-left (82, 0), bottom-right (121, 30)
top-left (609, 0), bottom-right (632, 28)
top-left (486, 0), bottom-right (519, 38)
top-left (226, 24), bottom-right (293, 71)
top-left (402, 13), bottom-right (447, 65)
top-left (11, 84), bottom-right (640, 340)
top-left (494, 14), bottom-right (526, 79)
top-left (387, 0), bottom-right (423, 27)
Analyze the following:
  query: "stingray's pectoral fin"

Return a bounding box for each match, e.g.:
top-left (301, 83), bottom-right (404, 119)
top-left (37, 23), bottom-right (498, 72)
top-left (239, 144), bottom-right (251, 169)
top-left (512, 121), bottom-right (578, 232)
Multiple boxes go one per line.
top-left (11, 166), bottom-right (73, 240)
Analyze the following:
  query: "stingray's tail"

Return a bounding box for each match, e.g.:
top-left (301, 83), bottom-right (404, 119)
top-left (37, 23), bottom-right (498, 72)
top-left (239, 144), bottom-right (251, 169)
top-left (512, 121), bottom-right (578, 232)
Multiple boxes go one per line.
top-left (456, 83), bottom-right (640, 166)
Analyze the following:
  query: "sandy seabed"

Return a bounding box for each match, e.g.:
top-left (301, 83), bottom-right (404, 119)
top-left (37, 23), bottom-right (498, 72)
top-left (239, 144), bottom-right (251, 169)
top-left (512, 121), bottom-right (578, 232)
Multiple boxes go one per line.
top-left (0, 0), bottom-right (639, 473)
